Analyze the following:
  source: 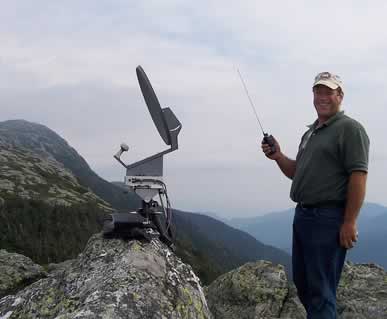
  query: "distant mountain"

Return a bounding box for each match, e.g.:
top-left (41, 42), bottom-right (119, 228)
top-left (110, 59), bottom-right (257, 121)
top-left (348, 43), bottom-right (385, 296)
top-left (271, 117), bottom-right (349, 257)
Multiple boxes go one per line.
top-left (173, 210), bottom-right (292, 282)
top-left (227, 203), bottom-right (387, 268)
top-left (347, 210), bottom-right (387, 266)
top-left (0, 119), bottom-right (291, 284)
top-left (229, 208), bottom-right (294, 252)
top-left (0, 120), bottom-right (141, 211)
top-left (0, 142), bottom-right (110, 209)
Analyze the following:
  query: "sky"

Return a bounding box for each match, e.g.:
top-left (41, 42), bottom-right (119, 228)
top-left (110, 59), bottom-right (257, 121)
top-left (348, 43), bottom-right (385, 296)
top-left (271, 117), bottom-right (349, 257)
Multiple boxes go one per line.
top-left (1, 1), bottom-right (387, 218)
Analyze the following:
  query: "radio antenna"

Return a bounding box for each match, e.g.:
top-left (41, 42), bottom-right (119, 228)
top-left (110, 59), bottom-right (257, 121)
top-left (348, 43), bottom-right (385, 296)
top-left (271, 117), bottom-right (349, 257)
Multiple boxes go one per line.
top-left (236, 67), bottom-right (276, 155)
top-left (236, 68), bottom-right (265, 135)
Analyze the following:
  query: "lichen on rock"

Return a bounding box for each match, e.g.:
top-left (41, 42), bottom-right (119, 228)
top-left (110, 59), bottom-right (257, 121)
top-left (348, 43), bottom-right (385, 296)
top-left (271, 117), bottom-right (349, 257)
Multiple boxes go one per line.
top-left (0, 250), bottom-right (47, 299)
top-left (0, 234), bottom-right (212, 319)
top-left (337, 262), bottom-right (387, 318)
top-left (205, 260), bottom-right (295, 319)
top-left (205, 260), bottom-right (387, 319)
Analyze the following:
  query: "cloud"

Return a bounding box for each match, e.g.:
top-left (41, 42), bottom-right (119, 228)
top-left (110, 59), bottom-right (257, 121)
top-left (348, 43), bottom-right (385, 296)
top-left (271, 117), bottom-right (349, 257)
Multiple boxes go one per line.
top-left (1, 0), bottom-right (387, 216)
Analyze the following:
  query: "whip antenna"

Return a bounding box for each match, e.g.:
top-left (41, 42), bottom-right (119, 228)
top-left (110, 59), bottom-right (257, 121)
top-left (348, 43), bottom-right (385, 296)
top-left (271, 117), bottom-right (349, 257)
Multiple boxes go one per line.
top-left (236, 68), bottom-right (265, 135)
top-left (236, 67), bottom-right (277, 155)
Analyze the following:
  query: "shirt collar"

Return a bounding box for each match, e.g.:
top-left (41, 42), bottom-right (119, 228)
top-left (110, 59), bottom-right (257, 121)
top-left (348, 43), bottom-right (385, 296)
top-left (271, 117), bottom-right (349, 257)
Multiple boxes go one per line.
top-left (307, 111), bottom-right (345, 129)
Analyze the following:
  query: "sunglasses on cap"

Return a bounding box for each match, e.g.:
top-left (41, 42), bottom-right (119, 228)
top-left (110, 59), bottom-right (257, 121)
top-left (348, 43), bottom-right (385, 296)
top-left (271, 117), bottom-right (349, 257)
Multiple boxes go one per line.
top-left (314, 72), bottom-right (342, 83)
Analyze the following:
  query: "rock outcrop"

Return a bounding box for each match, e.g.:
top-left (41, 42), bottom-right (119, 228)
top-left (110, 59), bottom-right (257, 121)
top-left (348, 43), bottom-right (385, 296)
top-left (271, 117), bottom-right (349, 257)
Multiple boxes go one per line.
top-left (205, 260), bottom-right (387, 319)
top-left (0, 233), bottom-right (212, 319)
top-left (337, 262), bottom-right (387, 318)
top-left (1, 237), bottom-right (386, 319)
top-left (0, 143), bottom-right (111, 209)
top-left (0, 250), bottom-right (47, 299)
top-left (205, 261), bottom-right (305, 319)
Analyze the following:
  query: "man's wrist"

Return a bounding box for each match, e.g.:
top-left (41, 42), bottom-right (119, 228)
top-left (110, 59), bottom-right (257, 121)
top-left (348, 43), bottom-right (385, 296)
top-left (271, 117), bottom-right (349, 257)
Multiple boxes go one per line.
top-left (343, 216), bottom-right (356, 225)
top-left (274, 152), bottom-right (284, 161)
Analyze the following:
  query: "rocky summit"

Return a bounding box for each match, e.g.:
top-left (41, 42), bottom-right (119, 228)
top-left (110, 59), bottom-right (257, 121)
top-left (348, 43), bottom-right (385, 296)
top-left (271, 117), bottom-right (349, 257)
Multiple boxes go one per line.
top-left (205, 260), bottom-right (387, 319)
top-left (1, 235), bottom-right (386, 319)
top-left (0, 233), bottom-right (212, 319)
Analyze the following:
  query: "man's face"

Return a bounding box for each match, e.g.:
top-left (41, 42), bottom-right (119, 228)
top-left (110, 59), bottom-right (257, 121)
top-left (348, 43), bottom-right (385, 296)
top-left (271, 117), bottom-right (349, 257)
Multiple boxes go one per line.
top-left (313, 84), bottom-right (343, 120)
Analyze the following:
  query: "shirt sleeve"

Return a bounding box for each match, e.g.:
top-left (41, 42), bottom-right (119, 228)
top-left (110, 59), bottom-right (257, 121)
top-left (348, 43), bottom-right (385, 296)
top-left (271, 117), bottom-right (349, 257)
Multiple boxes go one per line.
top-left (340, 121), bottom-right (370, 173)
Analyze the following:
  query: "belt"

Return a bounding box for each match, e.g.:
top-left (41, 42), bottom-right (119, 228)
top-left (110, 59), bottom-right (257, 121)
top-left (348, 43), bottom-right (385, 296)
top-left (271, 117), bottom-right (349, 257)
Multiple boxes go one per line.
top-left (297, 200), bottom-right (346, 209)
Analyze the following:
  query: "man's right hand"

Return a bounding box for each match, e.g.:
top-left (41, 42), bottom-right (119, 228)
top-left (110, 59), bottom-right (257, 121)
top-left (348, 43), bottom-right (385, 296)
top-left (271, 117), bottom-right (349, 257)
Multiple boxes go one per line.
top-left (261, 136), bottom-right (296, 179)
top-left (261, 136), bottom-right (282, 160)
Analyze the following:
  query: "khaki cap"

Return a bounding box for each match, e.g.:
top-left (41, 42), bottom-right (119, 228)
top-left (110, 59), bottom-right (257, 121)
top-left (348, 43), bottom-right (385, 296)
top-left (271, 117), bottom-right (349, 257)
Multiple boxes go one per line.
top-left (313, 72), bottom-right (344, 91)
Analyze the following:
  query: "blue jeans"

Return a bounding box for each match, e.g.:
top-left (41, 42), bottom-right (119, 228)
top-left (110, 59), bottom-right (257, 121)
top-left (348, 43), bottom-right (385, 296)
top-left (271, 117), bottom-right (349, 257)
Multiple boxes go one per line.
top-left (292, 205), bottom-right (347, 319)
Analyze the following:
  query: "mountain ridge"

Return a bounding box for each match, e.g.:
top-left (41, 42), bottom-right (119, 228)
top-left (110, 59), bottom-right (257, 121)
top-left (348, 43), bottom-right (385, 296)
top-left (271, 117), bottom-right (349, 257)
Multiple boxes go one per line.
top-left (0, 119), bottom-right (141, 211)
top-left (0, 119), bottom-right (291, 284)
top-left (224, 202), bottom-right (387, 268)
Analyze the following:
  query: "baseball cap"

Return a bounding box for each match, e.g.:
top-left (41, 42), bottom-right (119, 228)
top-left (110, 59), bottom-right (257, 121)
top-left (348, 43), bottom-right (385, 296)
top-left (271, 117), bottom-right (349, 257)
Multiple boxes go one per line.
top-left (313, 72), bottom-right (344, 91)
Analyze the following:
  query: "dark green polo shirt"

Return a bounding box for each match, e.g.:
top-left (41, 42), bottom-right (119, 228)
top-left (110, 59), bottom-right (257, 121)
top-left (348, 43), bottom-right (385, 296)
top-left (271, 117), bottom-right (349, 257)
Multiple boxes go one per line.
top-left (290, 111), bottom-right (369, 204)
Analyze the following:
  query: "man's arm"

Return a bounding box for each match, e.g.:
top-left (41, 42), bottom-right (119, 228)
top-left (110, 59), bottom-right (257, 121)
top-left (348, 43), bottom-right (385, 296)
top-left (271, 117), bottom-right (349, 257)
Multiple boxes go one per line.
top-left (261, 137), bottom-right (297, 179)
top-left (275, 154), bottom-right (297, 179)
top-left (340, 171), bottom-right (368, 249)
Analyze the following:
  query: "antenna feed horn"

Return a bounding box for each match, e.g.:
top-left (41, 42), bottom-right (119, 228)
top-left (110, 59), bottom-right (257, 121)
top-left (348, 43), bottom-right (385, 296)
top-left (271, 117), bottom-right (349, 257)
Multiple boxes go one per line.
top-left (114, 143), bottom-right (129, 162)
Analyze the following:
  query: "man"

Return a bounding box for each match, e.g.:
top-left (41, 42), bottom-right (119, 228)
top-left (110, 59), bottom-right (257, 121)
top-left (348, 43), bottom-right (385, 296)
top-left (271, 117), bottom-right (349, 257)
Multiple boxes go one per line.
top-left (261, 72), bottom-right (369, 319)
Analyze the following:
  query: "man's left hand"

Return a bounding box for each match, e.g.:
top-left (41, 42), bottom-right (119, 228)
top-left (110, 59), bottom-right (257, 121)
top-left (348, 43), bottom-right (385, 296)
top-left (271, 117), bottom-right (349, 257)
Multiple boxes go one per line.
top-left (340, 221), bottom-right (358, 249)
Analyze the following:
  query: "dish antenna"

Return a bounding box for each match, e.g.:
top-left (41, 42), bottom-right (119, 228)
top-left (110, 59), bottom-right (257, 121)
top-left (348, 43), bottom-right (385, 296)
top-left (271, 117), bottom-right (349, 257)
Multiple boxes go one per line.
top-left (103, 66), bottom-right (182, 246)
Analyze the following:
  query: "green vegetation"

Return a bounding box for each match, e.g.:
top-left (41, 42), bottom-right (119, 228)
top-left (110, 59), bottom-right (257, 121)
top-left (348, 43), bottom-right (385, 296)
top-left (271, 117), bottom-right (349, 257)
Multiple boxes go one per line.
top-left (0, 195), bottom-right (104, 264)
top-left (175, 236), bottom-right (223, 285)
top-left (0, 194), bottom-right (224, 285)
